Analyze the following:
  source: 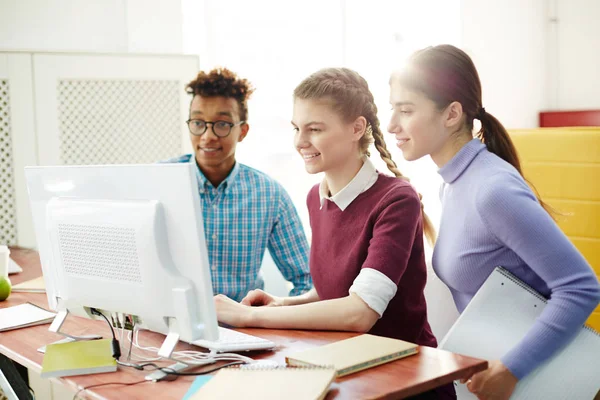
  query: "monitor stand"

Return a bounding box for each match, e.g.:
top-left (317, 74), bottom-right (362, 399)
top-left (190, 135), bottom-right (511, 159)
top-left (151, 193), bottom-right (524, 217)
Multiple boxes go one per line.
top-left (48, 310), bottom-right (103, 341)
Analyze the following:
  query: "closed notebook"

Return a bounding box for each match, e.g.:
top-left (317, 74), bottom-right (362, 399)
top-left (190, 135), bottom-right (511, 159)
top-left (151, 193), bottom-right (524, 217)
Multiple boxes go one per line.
top-left (0, 303), bottom-right (56, 332)
top-left (285, 334), bottom-right (418, 377)
top-left (440, 266), bottom-right (600, 400)
top-left (191, 366), bottom-right (336, 400)
top-left (11, 276), bottom-right (46, 293)
top-left (41, 338), bottom-right (117, 378)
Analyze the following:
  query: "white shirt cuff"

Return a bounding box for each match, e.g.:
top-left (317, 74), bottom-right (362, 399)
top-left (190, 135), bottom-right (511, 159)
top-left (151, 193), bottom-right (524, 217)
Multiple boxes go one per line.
top-left (349, 268), bottom-right (397, 317)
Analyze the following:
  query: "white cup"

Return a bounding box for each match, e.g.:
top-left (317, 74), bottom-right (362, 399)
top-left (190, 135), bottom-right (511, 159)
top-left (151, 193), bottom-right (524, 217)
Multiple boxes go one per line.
top-left (0, 245), bottom-right (10, 278)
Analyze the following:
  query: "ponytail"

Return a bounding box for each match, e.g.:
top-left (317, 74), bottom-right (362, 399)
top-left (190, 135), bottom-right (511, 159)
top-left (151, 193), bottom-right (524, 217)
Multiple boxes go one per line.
top-left (477, 109), bottom-right (557, 218)
top-left (476, 109), bottom-right (522, 173)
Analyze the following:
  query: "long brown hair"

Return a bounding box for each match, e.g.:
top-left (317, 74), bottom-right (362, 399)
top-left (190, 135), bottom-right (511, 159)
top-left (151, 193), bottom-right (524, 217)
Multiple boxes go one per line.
top-left (395, 45), bottom-right (555, 216)
top-left (294, 68), bottom-right (437, 245)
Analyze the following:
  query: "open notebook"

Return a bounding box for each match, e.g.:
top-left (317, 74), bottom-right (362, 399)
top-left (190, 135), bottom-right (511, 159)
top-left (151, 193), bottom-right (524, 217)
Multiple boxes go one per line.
top-left (191, 366), bottom-right (336, 400)
top-left (440, 267), bottom-right (600, 400)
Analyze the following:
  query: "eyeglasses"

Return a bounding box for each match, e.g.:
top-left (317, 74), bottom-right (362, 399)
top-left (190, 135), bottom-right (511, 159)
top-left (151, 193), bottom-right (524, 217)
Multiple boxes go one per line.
top-left (186, 119), bottom-right (245, 138)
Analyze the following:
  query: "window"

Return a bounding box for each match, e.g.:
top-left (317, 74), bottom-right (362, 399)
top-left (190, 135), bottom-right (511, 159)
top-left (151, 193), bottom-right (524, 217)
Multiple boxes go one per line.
top-left (183, 0), bottom-right (461, 236)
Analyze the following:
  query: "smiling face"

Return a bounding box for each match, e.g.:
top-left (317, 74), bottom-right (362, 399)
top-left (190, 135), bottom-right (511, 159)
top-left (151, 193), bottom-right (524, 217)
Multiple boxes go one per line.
top-left (291, 98), bottom-right (362, 177)
top-left (387, 79), bottom-right (450, 162)
top-left (189, 95), bottom-right (248, 174)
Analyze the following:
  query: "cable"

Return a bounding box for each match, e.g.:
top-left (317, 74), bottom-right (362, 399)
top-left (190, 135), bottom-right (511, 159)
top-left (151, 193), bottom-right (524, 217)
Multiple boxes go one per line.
top-left (159, 361), bottom-right (245, 376)
top-left (129, 328), bottom-right (255, 365)
top-left (115, 359), bottom-right (245, 376)
top-left (119, 328), bottom-right (161, 363)
top-left (126, 315), bottom-right (135, 362)
top-left (90, 308), bottom-right (115, 339)
top-left (116, 360), bottom-right (160, 370)
top-left (85, 312), bottom-right (250, 376)
top-left (90, 308), bottom-right (121, 360)
top-left (72, 379), bottom-right (148, 400)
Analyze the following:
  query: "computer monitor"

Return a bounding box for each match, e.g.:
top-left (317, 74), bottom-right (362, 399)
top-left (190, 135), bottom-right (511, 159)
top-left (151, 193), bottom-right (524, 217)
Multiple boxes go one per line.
top-left (24, 163), bottom-right (218, 356)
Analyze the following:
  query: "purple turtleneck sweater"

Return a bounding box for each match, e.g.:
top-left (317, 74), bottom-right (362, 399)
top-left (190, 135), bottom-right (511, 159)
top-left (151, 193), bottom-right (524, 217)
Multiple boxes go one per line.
top-left (432, 138), bottom-right (600, 380)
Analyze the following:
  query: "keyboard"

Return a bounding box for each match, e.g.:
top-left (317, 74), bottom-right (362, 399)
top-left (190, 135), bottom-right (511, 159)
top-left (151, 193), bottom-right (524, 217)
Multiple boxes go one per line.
top-left (191, 327), bottom-right (276, 353)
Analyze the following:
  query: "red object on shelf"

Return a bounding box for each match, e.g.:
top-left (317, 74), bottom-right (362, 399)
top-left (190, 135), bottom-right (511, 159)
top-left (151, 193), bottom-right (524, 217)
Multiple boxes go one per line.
top-left (539, 110), bottom-right (600, 127)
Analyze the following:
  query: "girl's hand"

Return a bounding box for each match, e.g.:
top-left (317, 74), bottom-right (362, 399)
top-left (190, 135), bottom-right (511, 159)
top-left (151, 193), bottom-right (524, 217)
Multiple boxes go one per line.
top-left (465, 360), bottom-right (518, 400)
top-left (214, 294), bottom-right (254, 327)
top-left (241, 289), bottom-right (284, 307)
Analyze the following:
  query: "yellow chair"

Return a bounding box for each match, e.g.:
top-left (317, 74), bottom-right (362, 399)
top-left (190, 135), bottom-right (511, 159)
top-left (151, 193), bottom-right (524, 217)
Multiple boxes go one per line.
top-left (510, 128), bottom-right (600, 330)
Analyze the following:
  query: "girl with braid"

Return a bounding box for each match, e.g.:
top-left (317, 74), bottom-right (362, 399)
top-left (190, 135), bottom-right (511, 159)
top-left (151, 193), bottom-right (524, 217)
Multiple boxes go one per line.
top-left (215, 67), bottom-right (456, 399)
top-left (388, 45), bottom-right (600, 399)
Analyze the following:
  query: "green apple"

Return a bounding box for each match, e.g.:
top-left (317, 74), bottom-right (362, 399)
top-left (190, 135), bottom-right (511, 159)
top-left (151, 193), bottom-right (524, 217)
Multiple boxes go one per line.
top-left (0, 276), bottom-right (11, 301)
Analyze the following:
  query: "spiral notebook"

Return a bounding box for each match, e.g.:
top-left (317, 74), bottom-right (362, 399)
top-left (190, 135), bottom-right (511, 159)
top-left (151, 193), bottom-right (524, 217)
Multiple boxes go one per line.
top-left (190, 366), bottom-right (336, 400)
top-left (440, 267), bottom-right (600, 400)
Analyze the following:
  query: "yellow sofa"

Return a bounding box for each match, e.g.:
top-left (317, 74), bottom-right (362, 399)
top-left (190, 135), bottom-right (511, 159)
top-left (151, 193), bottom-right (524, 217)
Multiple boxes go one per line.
top-left (510, 128), bottom-right (600, 330)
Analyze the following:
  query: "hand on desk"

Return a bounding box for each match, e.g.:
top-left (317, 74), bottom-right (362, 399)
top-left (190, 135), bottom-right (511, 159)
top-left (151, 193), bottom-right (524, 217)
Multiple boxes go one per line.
top-left (241, 289), bottom-right (284, 307)
top-left (214, 294), bottom-right (254, 327)
top-left (463, 360), bottom-right (518, 400)
top-left (214, 290), bottom-right (286, 328)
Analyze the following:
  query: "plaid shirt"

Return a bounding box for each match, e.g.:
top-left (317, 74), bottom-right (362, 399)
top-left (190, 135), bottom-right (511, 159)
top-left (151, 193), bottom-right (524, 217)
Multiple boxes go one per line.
top-left (164, 154), bottom-right (311, 301)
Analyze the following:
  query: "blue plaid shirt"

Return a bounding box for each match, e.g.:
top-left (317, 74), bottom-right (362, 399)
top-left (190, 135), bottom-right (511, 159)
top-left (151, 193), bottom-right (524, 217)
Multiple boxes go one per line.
top-left (164, 154), bottom-right (311, 301)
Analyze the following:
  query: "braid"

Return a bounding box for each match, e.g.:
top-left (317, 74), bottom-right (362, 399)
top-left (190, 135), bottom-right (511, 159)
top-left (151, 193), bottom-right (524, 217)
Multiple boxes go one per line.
top-left (294, 68), bottom-right (437, 245)
top-left (367, 104), bottom-right (407, 181)
top-left (366, 103), bottom-right (437, 246)
top-left (357, 80), bottom-right (437, 245)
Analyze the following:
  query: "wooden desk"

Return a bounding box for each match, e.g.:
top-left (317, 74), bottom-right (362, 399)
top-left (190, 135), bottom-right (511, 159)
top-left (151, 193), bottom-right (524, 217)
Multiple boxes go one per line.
top-left (1, 248), bottom-right (487, 399)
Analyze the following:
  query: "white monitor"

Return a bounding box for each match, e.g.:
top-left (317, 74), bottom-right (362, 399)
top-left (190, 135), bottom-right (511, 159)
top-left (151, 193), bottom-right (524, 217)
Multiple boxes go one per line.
top-left (24, 163), bottom-right (218, 356)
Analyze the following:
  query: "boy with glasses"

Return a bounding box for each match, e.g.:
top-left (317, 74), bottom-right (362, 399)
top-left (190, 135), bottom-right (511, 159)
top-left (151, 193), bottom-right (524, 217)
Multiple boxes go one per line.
top-left (164, 68), bottom-right (311, 302)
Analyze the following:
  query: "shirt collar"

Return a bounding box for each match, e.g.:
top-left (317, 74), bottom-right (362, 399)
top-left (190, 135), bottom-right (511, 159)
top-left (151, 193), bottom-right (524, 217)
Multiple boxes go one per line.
top-left (438, 138), bottom-right (486, 184)
top-left (319, 158), bottom-right (378, 211)
top-left (190, 156), bottom-right (240, 191)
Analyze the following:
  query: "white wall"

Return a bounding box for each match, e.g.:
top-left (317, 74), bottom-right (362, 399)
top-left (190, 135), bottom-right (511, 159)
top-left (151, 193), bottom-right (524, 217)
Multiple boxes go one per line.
top-left (460, 0), bottom-right (600, 125)
top-left (555, 0), bottom-right (600, 110)
top-left (460, 0), bottom-right (548, 129)
top-left (0, 0), bottom-right (183, 54)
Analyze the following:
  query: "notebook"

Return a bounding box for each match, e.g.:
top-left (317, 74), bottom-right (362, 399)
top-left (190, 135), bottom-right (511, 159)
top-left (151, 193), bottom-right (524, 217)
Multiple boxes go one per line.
top-left (191, 366), bottom-right (336, 400)
top-left (41, 338), bottom-right (117, 378)
top-left (0, 303), bottom-right (56, 332)
top-left (440, 266), bottom-right (600, 400)
top-left (11, 276), bottom-right (46, 293)
top-left (285, 334), bottom-right (418, 377)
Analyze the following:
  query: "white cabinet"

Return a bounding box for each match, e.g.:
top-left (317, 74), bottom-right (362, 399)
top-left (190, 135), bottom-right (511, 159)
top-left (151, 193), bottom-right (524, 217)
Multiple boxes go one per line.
top-left (0, 51), bottom-right (198, 247)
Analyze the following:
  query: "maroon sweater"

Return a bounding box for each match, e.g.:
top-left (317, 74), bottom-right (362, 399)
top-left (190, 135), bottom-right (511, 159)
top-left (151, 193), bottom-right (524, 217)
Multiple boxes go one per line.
top-left (308, 173), bottom-right (437, 348)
